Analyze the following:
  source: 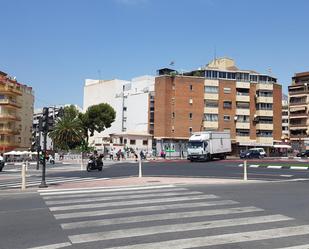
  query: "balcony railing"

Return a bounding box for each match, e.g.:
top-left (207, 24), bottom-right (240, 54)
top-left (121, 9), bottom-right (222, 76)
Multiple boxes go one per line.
top-left (0, 114), bottom-right (21, 121)
top-left (0, 99), bottom-right (22, 108)
top-left (0, 84), bottom-right (22, 96)
top-left (0, 128), bottom-right (20, 135)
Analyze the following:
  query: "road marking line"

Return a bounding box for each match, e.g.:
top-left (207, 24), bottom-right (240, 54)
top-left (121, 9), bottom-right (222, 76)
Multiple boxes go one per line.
top-left (268, 166), bottom-right (283, 169)
top-left (69, 214), bottom-right (292, 244)
top-left (104, 224), bottom-right (309, 249)
top-left (49, 194), bottom-right (219, 211)
top-left (39, 184), bottom-right (177, 195)
top-left (45, 191), bottom-right (203, 205)
top-left (42, 187), bottom-right (189, 200)
top-left (249, 164), bottom-right (260, 167)
top-left (61, 206), bottom-right (264, 229)
top-left (54, 200), bottom-right (239, 219)
top-left (26, 242), bottom-right (72, 249)
top-left (277, 245), bottom-right (309, 249)
top-left (290, 166), bottom-right (308, 170)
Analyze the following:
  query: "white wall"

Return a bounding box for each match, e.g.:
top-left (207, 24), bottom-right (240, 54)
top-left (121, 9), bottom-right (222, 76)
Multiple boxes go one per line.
top-left (83, 76), bottom-right (155, 148)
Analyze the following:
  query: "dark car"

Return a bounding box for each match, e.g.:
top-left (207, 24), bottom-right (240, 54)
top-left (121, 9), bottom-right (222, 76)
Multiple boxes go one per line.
top-left (240, 150), bottom-right (262, 159)
top-left (297, 150), bottom-right (309, 157)
top-left (0, 161), bottom-right (4, 172)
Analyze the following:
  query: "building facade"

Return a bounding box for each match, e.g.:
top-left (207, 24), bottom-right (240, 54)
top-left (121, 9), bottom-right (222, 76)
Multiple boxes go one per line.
top-left (83, 76), bottom-right (155, 152)
top-left (0, 71), bottom-right (34, 152)
top-left (154, 58), bottom-right (282, 156)
top-left (282, 94), bottom-right (289, 140)
top-left (288, 72), bottom-right (309, 150)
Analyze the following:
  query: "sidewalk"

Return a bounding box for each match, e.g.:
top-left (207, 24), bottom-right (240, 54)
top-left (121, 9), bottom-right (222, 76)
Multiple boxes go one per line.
top-left (44, 176), bottom-right (263, 190)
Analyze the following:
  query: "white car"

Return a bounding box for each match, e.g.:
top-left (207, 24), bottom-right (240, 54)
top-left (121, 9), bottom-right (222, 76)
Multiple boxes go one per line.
top-left (249, 148), bottom-right (266, 157)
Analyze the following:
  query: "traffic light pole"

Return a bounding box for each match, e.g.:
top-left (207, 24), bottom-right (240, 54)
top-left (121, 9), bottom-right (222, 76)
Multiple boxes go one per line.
top-left (39, 131), bottom-right (48, 188)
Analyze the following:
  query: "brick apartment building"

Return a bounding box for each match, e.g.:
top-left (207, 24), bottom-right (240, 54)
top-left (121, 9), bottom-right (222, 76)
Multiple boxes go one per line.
top-left (0, 71), bottom-right (34, 152)
top-left (154, 58), bottom-right (282, 156)
top-left (288, 71), bottom-right (309, 150)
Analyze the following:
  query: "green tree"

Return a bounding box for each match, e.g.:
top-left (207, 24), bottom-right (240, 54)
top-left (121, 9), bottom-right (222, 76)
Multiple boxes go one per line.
top-left (49, 105), bottom-right (84, 150)
top-left (80, 103), bottom-right (116, 143)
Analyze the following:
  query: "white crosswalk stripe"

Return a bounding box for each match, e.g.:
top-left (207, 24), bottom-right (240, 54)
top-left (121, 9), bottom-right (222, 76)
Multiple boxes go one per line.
top-left (39, 185), bottom-right (309, 248)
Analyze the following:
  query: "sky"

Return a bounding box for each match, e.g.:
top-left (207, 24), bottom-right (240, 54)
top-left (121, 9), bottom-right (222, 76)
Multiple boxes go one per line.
top-left (1, 0), bottom-right (309, 108)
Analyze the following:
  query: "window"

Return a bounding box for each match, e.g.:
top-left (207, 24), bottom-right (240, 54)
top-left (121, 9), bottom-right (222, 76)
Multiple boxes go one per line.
top-left (250, 75), bottom-right (258, 82)
top-left (204, 100), bottom-right (218, 108)
top-left (256, 103), bottom-right (273, 110)
top-left (124, 139), bottom-right (127, 144)
top-left (123, 107), bottom-right (127, 111)
top-left (224, 87), bottom-right (231, 94)
top-left (205, 86), bottom-right (218, 93)
top-left (236, 102), bottom-right (250, 109)
top-left (223, 115), bottom-right (230, 121)
top-left (257, 130), bottom-right (273, 137)
top-left (236, 129), bottom-right (250, 136)
top-left (219, 71), bottom-right (227, 79)
top-left (204, 114), bottom-right (218, 121)
top-left (223, 101), bottom-right (232, 109)
top-left (256, 90), bottom-right (273, 97)
top-left (189, 113), bottom-right (193, 119)
top-left (189, 85), bottom-right (193, 91)
top-left (143, 140), bottom-right (148, 145)
top-left (237, 115), bottom-right (250, 123)
top-left (130, 139), bottom-right (136, 145)
top-left (189, 127), bottom-right (193, 133)
top-left (172, 112), bottom-right (175, 119)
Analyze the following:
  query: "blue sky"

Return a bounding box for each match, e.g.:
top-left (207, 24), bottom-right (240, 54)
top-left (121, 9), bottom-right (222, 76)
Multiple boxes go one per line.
top-left (1, 0), bottom-right (309, 108)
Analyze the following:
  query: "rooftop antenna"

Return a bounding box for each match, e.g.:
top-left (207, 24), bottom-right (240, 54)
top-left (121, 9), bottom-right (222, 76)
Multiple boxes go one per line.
top-left (267, 68), bottom-right (272, 76)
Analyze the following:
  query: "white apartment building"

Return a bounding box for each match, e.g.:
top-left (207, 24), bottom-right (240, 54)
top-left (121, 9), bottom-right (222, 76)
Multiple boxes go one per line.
top-left (83, 76), bottom-right (155, 152)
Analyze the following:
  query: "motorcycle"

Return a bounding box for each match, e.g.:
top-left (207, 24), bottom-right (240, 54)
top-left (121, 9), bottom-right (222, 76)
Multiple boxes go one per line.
top-left (87, 156), bottom-right (103, 172)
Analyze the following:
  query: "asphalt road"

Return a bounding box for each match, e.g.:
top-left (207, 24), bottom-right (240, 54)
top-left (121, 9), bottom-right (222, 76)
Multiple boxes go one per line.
top-left (2, 179), bottom-right (309, 248)
top-left (1, 159), bottom-right (309, 190)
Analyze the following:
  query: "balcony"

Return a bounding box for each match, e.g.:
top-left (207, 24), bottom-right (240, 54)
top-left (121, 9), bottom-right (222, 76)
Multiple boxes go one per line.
top-left (204, 93), bottom-right (218, 100)
top-left (236, 95), bottom-right (250, 102)
top-left (0, 128), bottom-right (20, 135)
top-left (256, 96), bottom-right (273, 104)
top-left (0, 114), bottom-right (21, 121)
top-left (0, 99), bottom-right (22, 108)
top-left (256, 123), bottom-right (273, 130)
top-left (236, 136), bottom-right (251, 143)
top-left (203, 107), bottom-right (218, 114)
top-left (235, 108), bottom-right (250, 115)
top-left (236, 82), bottom-right (250, 89)
top-left (236, 122), bottom-right (250, 129)
top-left (0, 84), bottom-right (22, 96)
top-left (256, 84), bottom-right (273, 91)
top-left (203, 121), bottom-right (218, 129)
top-left (256, 110), bottom-right (273, 116)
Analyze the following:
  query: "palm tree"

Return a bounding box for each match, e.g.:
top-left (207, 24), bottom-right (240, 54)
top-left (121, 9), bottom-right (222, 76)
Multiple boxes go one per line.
top-left (49, 110), bottom-right (84, 151)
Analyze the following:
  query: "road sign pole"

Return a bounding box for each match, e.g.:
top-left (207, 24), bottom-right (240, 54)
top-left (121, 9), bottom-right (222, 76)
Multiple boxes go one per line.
top-left (39, 131), bottom-right (48, 188)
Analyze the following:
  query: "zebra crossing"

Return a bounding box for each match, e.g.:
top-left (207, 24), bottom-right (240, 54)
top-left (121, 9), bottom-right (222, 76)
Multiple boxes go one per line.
top-left (0, 176), bottom-right (106, 190)
top-left (37, 184), bottom-right (309, 248)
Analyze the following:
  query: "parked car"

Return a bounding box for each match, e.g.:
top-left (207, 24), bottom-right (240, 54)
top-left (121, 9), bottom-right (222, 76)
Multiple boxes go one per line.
top-left (249, 148), bottom-right (266, 158)
top-left (297, 150), bottom-right (309, 157)
top-left (240, 150), bottom-right (263, 159)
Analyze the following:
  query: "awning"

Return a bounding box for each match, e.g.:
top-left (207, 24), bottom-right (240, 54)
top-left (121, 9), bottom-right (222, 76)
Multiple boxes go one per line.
top-left (239, 142), bottom-right (273, 147)
top-left (290, 106), bottom-right (307, 112)
top-left (273, 144), bottom-right (291, 149)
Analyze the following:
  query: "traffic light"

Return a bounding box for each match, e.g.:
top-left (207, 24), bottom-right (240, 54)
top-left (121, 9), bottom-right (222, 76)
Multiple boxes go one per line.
top-left (42, 107), bottom-right (49, 132)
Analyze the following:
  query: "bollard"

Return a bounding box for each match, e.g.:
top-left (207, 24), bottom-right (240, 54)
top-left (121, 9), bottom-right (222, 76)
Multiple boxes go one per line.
top-left (139, 157), bottom-right (142, 178)
top-left (21, 163), bottom-right (26, 190)
top-left (244, 160), bottom-right (248, 181)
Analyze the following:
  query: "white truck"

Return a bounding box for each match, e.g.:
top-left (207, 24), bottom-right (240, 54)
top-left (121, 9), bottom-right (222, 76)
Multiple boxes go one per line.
top-left (187, 131), bottom-right (231, 161)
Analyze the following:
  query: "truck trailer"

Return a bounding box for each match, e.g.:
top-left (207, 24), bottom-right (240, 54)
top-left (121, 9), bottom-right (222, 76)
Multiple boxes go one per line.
top-left (187, 131), bottom-right (231, 161)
